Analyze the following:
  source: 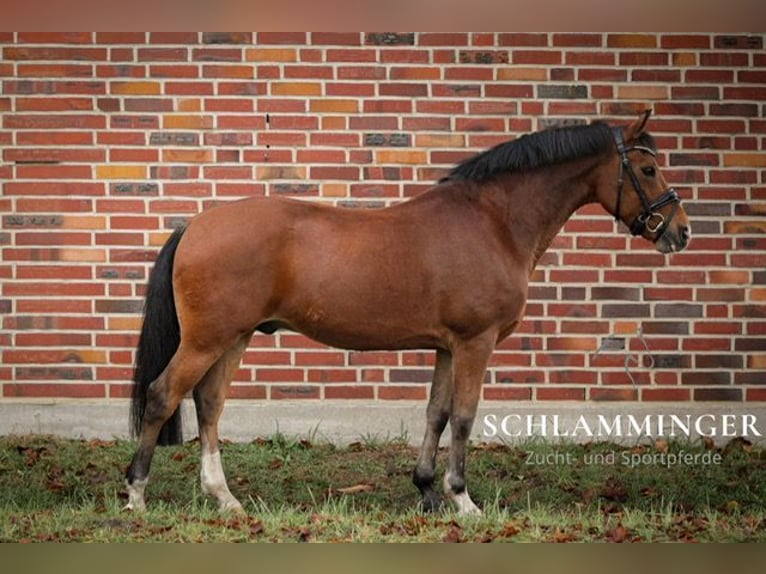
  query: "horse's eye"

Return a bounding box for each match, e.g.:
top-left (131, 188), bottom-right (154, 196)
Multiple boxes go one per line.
top-left (642, 166), bottom-right (656, 178)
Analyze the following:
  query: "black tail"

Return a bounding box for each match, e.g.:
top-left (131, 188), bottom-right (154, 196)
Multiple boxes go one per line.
top-left (130, 227), bottom-right (186, 446)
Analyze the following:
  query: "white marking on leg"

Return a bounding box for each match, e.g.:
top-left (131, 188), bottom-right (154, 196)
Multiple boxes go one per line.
top-left (452, 491), bottom-right (482, 516)
top-left (124, 478), bottom-right (147, 512)
top-left (443, 471), bottom-right (482, 516)
top-left (201, 449), bottom-right (243, 513)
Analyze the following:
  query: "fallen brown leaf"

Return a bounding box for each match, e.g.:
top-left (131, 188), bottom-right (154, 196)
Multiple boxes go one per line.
top-left (443, 520), bottom-right (464, 543)
top-left (552, 527), bottom-right (577, 543)
top-left (607, 523), bottom-right (628, 543)
top-left (248, 519), bottom-right (265, 537)
top-left (723, 437), bottom-right (753, 455)
top-left (336, 483), bottom-right (374, 494)
top-left (499, 522), bottom-right (520, 538)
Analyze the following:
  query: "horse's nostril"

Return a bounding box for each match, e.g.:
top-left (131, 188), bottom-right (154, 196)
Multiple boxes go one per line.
top-left (680, 225), bottom-right (691, 244)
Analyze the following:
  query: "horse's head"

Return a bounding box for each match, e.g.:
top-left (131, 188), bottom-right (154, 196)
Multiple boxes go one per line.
top-left (598, 110), bottom-right (691, 254)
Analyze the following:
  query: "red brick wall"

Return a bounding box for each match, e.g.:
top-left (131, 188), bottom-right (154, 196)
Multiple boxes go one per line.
top-left (1, 32), bottom-right (764, 404)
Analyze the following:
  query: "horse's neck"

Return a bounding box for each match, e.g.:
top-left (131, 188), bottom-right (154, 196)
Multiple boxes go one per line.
top-left (494, 160), bottom-right (601, 273)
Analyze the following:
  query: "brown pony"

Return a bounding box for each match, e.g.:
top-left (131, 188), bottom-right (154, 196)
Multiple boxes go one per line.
top-left (125, 111), bottom-right (690, 515)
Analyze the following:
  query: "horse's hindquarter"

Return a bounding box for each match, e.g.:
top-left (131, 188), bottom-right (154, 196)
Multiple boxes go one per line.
top-left (175, 195), bottom-right (528, 351)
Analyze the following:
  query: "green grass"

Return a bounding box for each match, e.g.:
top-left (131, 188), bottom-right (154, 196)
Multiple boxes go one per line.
top-left (1, 434), bottom-right (765, 542)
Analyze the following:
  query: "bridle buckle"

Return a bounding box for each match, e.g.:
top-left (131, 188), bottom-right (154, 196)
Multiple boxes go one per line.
top-left (644, 212), bottom-right (665, 234)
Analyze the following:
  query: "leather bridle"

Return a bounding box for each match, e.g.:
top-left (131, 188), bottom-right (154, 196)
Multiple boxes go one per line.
top-left (611, 127), bottom-right (681, 240)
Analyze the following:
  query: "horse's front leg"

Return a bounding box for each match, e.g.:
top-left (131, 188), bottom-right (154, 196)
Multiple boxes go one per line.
top-left (443, 333), bottom-right (496, 516)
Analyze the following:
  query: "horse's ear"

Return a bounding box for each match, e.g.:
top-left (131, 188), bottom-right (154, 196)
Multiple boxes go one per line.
top-left (623, 109), bottom-right (652, 142)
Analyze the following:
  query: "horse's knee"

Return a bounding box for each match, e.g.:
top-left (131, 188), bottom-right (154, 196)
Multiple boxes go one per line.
top-left (450, 415), bottom-right (474, 442)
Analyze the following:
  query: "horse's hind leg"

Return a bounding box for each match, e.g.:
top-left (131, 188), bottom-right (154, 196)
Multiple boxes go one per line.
top-left (443, 333), bottom-right (495, 516)
top-left (412, 348), bottom-right (452, 512)
top-left (193, 334), bottom-right (250, 514)
top-left (125, 344), bottom-right (219, 511)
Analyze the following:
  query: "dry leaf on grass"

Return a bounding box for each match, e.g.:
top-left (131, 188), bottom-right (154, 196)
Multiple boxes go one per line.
top-left (336, 483), bottom-right (374, 494)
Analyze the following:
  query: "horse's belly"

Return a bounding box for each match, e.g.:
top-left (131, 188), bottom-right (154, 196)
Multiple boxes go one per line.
top-left (276, 307), bottom-right (445, 352)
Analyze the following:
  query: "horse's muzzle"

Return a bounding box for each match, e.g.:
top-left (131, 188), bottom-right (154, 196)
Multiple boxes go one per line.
top-left (656, 222), bottom-right (691, 254)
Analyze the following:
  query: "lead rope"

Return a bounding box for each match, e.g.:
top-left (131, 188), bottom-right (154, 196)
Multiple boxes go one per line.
top-left (624, 326), bottom-right (654, 386)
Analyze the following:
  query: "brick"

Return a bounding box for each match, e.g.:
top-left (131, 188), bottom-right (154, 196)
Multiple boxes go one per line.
top-left (714, 35), bottom-right (763, 49)
top-left (498, 33), bottom-right (548, 47)
top-left (16, 32), bottom-right (90, 43)
top-left (483, 386), bottom-right (532, 400)
top-left (16, 62), bottom-right (95, 77)
top-left (537, 84), bottom-right (588, 99)
top-left (365, 33), bottom-right (415, 46)
top-left (162, 115), bottom-right (214, 129)
top-left (309, 166), bottom-right (359, 180)
top-left (413, 134), bottom-right (464, 148)
top-left (256, 165), bottom-right (307, 181)
top-left (735, 338), bottom-right (766, 352)
top-left (4, 383), bottom-right (105, 399)
top-left (110, 81), bottom-right (161, 95)
top-left (376, 150), bottom-right (426, 164)
top-left (694, 354), bottom-right (743, 370)
top-left (723, 153), bottom-right (766, 169)
top-left (641, 388), bottom-right (691, 401)
top-left (138, 47), bottom-right (186, 62)
top-left (693, 388), bottom-right (741, 401)
top-left (534, 387), bottom-right (584, 401)
top-left (97, 32), bottom-right (146, 43)
top-left (269, 385), bottom-right (319, 400)
top-left (95, 165), bottom-right (146, 179)
top-left (308, 99), bottom-right (358, 113)
top-left (324, 385), bottom-right (375, 399)
top-left (590, 388), bottom-right (638, 401)
top-left (513, 50), bottom-right (561, 65)
top-left (270, 82), bottom-right (322, 96)
top-left (308, 33), bottom-right (359, 46)
top-left (553, 34), bottom-right (602, 47)
top-left (702, 52), bottom-right (751, 67)
top-left (661, 35), bottom-right (710, 49)
top-left (378, 385), bottom-right (427, 400)
top-left (15, 366), bottom-right (93, 380)
top-left (246, 48), bottom-right (297, 62)
top-left (602, 304), bottom-right (651, 318)
top-left (607, 34), bottom-right (657, 48)
top-left (457, 50), bottom-right (508, 64)
top-left (199, 32), bottom-right (249, 45)
top-left (414, 33), bottom-right (466, 46)
top-left (618, 85), bottom-right (669, 100)
top-left (252, 33), bottom-right (303, 45)
top-left (161, 149), bottom-right (214, 163)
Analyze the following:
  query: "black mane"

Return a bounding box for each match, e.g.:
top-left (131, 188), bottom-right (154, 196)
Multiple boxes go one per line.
top-left (444, 121), bottom-right (656, 183)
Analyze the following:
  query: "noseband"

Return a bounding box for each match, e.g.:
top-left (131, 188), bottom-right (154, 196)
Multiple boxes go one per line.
top-left (611, 127), bottom-right (680, 240)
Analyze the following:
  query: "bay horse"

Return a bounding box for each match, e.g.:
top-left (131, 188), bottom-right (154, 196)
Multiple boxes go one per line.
top-left (125, 110), bottom-right (691, 515)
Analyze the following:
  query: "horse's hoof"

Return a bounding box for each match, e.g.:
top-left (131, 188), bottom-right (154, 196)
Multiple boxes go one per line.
top-left (123, 501), bottom-right (146, 513)
top-left (124, 478), bottom-right (147, 513)
top-left (420, 492), bottom-right (443, 514)
top-left (452, 492), bottom-right (482, 517)
top-left (219, 499), bottom-right (246, 516)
